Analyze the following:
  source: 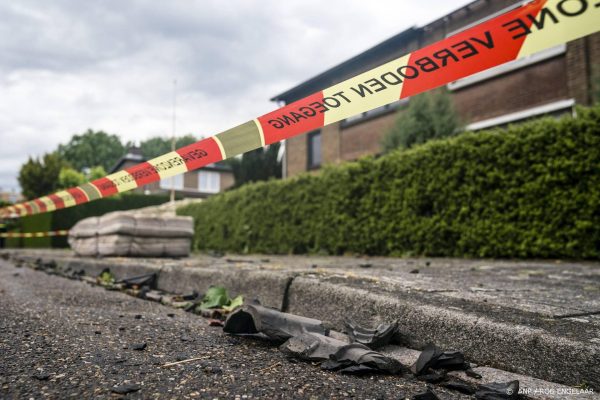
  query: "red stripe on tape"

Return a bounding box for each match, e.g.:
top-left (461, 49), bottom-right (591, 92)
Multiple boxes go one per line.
top-left (126, 162), bottom-right (160, 187)
top-left (258, 91), bottom-right (326, 145)
top-left (68, 187), bottom-right (88, 204)
top-left (177, 137), bottom-right (224, 170)
top-left (91, 177), bottom-right (118, 197)
top-left (400, 0), bottom-right (546, 98)
top-left (33, 199), bottom-right (47, 213)
top-left (47, 194), bottom-right (65, 210)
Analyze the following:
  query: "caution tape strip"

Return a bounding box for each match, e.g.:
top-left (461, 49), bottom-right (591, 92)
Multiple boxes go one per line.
top-left (0, 230), bottom-right (69, 238)
top-left (1, 0), bottom-right (598, 218)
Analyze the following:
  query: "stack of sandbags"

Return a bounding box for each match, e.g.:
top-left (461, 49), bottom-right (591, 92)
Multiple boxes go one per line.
top-left (68, 213), bottom-right (194, 257)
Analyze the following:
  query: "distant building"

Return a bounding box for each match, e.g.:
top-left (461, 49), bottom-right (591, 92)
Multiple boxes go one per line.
top-left (0, 190), bottom-right (22, 204)
top-left (272, 0), bottom-right (600, 177)
top-left (109, 147), bottom-right (234, 198)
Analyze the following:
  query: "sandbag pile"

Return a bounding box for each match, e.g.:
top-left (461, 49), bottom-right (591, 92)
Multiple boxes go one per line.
top-left (68, 213), bottom-right (194, 257)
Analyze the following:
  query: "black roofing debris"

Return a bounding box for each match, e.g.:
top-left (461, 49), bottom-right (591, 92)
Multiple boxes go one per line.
top-left (414, 343), bottom-right (468, 375)
top-left (321, 343), bottom-right (403, 375)
top-left (117, 272), bottom-right (157, 289)
top-left (111, 383), bottom-right (141, 395)
top-left (224, 300), bottom-right (328, 342)
top-left (441, 379), bottom-right (476, 395)
top-left (475, 380), bottom-right (520, 400)
top-left (280, 333), bottom-right (345, 362)
top-left (412, 387), bottom-right (440, 400)
top-left (344, 319), bottom-right (398, 349)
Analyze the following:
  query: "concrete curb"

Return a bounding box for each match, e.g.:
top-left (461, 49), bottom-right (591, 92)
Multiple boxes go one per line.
top-left (2, 249), bottom-right (598, 391)
top-left (287, 276), bottom-right (599, 390)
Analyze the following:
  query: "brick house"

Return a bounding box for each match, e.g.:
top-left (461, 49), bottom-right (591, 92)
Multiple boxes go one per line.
top-left (109, 147), bottom-right (234, 198)
top-left (272, 0), bottom-right (600, 177)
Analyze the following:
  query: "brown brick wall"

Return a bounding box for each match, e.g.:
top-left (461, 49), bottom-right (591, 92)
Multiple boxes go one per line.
top-left (452, 56), bottom-right (569, 123)
top-left (566, 38), bottom-right (591, 105)
top-left (590, 32), bottom-right (600, 102)
top-left (321, 123), bottom-right (341, 165)
top-left (285, 134), bottom-right (308, 177)
top-left (340, 113), bottom-right (397, 161)
top-left (220, 171), bottom-right (234, 191)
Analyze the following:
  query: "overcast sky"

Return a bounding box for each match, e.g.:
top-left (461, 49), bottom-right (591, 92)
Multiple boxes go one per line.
top-left (0, 0), bottom-right (469, 192)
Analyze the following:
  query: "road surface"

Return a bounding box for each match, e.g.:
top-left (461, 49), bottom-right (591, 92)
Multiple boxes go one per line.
top-left (0, 259), bottom-right (466, 399)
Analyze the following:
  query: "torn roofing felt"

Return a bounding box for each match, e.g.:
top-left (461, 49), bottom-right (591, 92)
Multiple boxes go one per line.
top-left (344, 319), bottom-right (398, 349)
top-left (223, 300), bottom-right (328, 341)
top-left (474, 381), bottom-right (519, 400)
top-left (412, 388), bottom-right (440, 400)
top-left (413, 343), bottom-right (468, 375)
top-left (280, 333), bottom-right (403, 374)
top-left (321, 343), bottom-right (403, 375)
top-left (116, 273), bottom-right (157, 289)
top-left (280, 333), bottom-right (346, 361)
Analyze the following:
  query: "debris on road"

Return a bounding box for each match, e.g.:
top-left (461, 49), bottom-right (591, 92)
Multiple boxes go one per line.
top-left (131, 343), bottom-right (147, 351)
top-left (117, 272), bottom-right (157, 289)
top-left (280, 333), bottom-right (346, 361)
top-left (223, 300), bottom-right (328, 341)
top-left (111, 383), bottom-right (141, 394)
top-left (474, 380), bottom-right (519, 399)
top-left (414, 343), bottom-right (468, 375)
top-left (197, 286), bottom-right (244, 314)
top-left (280, 332), bottom-right (402, 374)
top-left (321, 343), bottom-right (403, 374)
top-left (344, 319), bottom-right (397, 349)
top-left (412, 387), bottom-right (440, 400)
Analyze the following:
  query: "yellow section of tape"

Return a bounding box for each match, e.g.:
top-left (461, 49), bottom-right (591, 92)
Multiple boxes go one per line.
top-left (55, 191), bottom-right (76, 208)
top-left (254, 119), bottom-right (266, 147)
top-left (519, 0), bottom-right (600, 57)
top-left (212, 136), bottom-right (227, 159)
top-left (147, 151), bottom-right (188, 179)
top-left (107, 170), bottom-right (138, 193)
top-left (323, 55), bottom-right (410, 125)
top-left (39, 197), bottom-right (56, 212)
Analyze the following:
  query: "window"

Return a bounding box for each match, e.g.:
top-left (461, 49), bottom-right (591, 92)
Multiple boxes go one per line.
top-left (199, 171), bottom-right (220, 193)
top-left (466, 99), bottom-right (575, 131)
top-left (307, 130), bottom-right (321, 169)
top-left (159, 174), bottom-right (184, 190)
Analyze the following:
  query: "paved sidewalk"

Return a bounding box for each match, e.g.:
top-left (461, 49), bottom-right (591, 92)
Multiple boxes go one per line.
top-left (2, 249), bottom-right (599, 391)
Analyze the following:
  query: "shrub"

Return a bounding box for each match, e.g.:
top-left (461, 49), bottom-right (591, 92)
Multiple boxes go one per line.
top-left (177, 105), bottom-right (597, 259)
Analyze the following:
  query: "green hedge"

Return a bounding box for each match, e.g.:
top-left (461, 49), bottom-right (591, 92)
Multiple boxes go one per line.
top-left (178, 105), bottom-right (600, 259)
top-left (5, 194), bottom-right (170, 248)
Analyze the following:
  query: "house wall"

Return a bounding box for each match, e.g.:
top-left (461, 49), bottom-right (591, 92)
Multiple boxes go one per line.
top-left (284, 1), bottom-right (600, 178)
top-left (220, 171), bottom-right (235, 191)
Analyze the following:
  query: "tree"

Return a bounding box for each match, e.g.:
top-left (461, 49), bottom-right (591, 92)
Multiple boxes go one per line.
top-left (140, 134), bottom-right (198, 159)
top-left (18, 152), bottom-right (70, 199)
top-left (87, 166), bottom-right (107, 180)
top-left (57, 167), bottom-right (86, 189)
top-left (227, 142), bottom-right (282, 187)
top-left (382, 89), bottom-right (462, 152)
top-left (57, 129), bottom-right (124, 172)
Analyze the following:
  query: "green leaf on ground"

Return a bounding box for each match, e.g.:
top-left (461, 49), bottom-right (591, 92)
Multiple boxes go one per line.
top-left (223, 295), bottom-right (244, 312)
top-left (200, 286), bottom-right (230, 310)
top-left (98, 269), bottom-right (115, 285)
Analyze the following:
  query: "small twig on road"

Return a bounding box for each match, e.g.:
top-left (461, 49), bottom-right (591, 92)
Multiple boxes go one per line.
top-left (259, 362), bottom-right (281, 373)
top-left (162, 356), bottom-right (209, 368)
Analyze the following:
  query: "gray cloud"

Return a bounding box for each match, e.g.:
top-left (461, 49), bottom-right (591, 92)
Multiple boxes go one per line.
top-left (0, 0), bottom-right (466, 192)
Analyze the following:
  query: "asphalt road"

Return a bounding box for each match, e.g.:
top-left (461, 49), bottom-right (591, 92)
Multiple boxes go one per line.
top-left (0, 260), bottom-right (467, 400)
